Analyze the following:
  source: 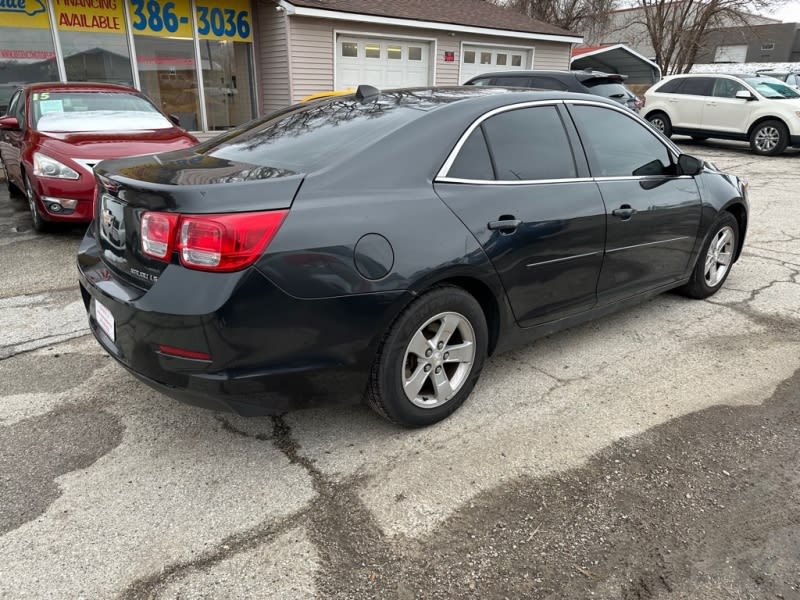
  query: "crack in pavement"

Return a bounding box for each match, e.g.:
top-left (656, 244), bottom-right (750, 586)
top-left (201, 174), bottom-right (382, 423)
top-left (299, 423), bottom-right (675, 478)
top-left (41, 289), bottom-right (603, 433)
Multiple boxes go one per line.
top-left (0, 330), bottom-right (90, 361)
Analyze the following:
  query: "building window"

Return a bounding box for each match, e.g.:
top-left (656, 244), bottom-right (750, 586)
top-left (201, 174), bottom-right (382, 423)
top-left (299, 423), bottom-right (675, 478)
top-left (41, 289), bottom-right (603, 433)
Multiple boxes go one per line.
top-left (463, 50), bottom-right (475, 64)
top-left (55, 0), bottom-right (132, 85)
top-left (341, 42), bottom-right (358, 57)
top-left (496, 53), bottom-right (507, 66)
top-left (409, 47), bottom-right (422, 61)
top-left (0, 11), bottom-right (59, 113)
top-left (480, 52), bottom-right (492, 64)
top-left (761, 42), bottom-right (775, 52)
top-left (387, 46), bottom-right (402, 60)
top-left (512, 54), bottom-right (523, 67)
top-left (365, 44), bottom-right (380, 58)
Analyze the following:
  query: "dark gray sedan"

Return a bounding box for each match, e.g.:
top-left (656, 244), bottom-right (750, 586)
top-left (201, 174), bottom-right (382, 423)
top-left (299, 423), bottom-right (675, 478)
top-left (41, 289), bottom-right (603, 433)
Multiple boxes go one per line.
top-left (78, 86), bottom-right (748, 427)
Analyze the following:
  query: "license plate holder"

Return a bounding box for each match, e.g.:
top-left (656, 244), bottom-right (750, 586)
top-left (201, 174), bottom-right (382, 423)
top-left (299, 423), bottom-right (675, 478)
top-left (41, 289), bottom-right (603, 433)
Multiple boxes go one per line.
top-left (94, 298), bottom-right (115, 342)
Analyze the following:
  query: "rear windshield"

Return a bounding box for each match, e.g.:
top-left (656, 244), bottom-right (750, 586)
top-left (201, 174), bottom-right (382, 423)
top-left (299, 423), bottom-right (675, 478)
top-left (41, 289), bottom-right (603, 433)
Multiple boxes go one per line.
top-left (203, 93), bottom-right (438, 172)
top-left (584, 81), bottom-right (634, 100)
top-left (31, 91), bottom-right (171, 131)
top-left (743, 77), bottom-right (800, 99)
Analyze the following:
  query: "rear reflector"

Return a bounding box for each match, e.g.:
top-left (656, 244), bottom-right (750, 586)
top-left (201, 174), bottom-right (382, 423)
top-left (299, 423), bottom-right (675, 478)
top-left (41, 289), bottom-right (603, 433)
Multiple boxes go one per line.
top-left (140, 210), bottom-right (288, 272)
top-left (157, 344), bottom-right (211, 361)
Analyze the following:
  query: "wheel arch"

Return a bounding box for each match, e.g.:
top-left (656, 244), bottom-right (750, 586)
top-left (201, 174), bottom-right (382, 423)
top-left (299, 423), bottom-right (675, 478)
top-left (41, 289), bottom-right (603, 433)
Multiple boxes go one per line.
top-left (747, 115), bottom-right (789, 139)
top-left (722, 201), bottom-right (748, 261)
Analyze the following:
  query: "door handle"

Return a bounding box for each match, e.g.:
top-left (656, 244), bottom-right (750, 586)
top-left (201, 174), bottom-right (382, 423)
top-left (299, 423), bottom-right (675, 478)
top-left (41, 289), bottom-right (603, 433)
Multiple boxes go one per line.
top-left (488, 218), bottom-right (522, 232)
top-left (612, 205), bottom-right (637, 220)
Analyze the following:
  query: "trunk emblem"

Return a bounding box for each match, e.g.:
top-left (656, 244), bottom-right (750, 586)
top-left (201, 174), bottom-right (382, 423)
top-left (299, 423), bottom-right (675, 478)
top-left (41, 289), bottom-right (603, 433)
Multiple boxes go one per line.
top-left (100, 194), bottom-right (126, 250)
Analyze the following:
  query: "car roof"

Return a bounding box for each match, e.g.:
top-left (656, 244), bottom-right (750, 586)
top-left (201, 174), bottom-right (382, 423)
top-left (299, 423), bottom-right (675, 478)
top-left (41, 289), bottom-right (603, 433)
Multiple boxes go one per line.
top-left (23, 82), bottom-right (140, 94)
top-left (467, 69), bottom-right (624, 81)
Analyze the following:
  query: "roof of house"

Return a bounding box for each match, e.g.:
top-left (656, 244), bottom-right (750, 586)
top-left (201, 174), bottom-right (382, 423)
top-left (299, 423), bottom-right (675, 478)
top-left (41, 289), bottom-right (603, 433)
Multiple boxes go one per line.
top-left (281, 0), bottom-right (578, 38)
top-left (571, 44), bottom-right (611, 57)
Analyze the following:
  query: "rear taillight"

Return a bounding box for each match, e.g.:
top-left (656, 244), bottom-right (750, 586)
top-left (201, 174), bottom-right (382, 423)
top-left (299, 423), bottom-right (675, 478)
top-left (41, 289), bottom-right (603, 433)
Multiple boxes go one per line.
top-left (140, 210), bottom-right (288, 272)
top-left (142, 212), bottom-right (179, 259)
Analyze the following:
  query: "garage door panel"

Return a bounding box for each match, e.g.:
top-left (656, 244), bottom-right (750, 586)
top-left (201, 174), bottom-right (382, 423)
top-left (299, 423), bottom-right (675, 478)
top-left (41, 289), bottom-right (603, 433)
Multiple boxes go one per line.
top-left (460, 45), bottom-right (533, 83)
top-left (336, 36), bottom-right (432, 90)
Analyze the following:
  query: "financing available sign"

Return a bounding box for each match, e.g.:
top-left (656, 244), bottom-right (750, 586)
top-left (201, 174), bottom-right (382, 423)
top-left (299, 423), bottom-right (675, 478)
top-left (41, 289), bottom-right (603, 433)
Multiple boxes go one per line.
top-left (54, 0), bottom-right (126, 33)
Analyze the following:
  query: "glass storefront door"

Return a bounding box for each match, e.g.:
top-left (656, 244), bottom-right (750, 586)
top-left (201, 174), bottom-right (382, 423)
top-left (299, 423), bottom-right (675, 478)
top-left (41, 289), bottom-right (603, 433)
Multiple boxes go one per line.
top-left (0, 0), bottom-right (257, 130)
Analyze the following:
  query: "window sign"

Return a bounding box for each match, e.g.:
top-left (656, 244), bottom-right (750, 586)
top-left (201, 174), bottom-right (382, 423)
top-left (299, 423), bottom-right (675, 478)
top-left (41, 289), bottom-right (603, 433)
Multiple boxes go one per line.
top-left (196, 0), bottom-right (252, 42)
top-left (125, 0), bottom-right (253, 42)
top-left (54, 0), bottom-right (125, 33)
top-left (128, 0), bottom-right (194, 38)
top-left (0, 0), bottom-right (51, 28)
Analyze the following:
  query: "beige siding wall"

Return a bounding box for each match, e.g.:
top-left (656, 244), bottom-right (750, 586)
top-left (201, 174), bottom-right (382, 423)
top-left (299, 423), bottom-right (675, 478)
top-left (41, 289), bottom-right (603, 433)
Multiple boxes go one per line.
top-left (276, 16), bottom-right (572, 105)
top-left (256, 0), bottom-right (291, 113)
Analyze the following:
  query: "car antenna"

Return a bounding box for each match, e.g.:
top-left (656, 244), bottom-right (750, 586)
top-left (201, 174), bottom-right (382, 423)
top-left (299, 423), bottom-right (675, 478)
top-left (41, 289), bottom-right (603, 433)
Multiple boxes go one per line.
top-left (355, 84), bottom-right (380, 102)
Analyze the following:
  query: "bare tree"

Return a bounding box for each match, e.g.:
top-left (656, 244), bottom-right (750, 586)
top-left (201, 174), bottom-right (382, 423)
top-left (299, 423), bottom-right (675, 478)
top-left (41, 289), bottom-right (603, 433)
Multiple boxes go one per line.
top-left (492, 0), bottom-right (619, 35)
top-left (633, 0), bottom-right (785, 74)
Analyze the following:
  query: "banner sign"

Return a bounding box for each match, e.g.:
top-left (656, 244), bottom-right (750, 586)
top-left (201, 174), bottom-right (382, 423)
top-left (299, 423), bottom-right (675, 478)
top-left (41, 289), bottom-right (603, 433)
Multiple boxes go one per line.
top-left (128, 0), bottom-right (194, 38)
top-left (0, 0), bottom-right (51, 28)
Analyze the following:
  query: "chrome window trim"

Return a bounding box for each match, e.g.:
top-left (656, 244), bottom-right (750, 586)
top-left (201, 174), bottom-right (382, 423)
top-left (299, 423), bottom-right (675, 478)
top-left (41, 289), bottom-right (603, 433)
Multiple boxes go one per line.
top-left (526, 251), bottom-right (600, 269)
top-left (436, 176), bottom-right (594, 186)
top-left (606, 236), bottom-right (690, 254)
top-left (436, 98), bottom-right (686, 184)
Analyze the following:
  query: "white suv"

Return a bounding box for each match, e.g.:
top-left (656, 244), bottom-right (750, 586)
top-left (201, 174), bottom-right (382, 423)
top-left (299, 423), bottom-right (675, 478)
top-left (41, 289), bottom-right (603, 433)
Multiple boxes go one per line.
top-left (643, 73), bottom-right (800, 155)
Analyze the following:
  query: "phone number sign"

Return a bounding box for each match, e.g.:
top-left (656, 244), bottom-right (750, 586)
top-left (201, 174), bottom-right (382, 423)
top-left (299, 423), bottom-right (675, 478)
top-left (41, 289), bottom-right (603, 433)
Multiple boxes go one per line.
top-left (128, 0), bottom-right (252, 42)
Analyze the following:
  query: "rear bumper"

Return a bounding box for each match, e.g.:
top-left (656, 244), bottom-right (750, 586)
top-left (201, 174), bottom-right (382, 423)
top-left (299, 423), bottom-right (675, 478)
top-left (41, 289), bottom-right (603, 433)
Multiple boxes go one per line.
top-left (77, 226), bottom-right (410, 416)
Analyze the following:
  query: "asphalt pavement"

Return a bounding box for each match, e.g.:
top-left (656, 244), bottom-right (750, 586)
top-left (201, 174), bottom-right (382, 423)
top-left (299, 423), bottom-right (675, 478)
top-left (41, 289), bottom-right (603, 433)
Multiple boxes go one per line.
top-left (1, 139), bottom-right (799, 599)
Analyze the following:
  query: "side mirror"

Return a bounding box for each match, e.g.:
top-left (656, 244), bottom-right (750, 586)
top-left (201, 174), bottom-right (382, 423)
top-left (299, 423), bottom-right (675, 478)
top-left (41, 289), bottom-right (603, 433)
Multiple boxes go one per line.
top-left (0, 115), bottom-right (19, 130)
top-left (168, 114), bottom-right (181, 126)
top-left (735, 90), bottom-right (755, 101)
top-left (678, 154), bottom-right (703, 176)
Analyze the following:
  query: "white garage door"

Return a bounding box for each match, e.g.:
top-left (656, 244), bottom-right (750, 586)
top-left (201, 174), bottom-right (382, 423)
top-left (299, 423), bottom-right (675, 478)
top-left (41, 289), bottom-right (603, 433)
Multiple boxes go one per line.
top-left (460, 45), bottom-right (532, 83)
top-left (336, 36), bottom-right (431, 89)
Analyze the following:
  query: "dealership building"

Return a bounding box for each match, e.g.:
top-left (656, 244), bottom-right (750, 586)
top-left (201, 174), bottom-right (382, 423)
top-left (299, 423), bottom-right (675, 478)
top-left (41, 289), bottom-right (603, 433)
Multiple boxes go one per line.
top-left (0, 0), bottom-right (581, 132)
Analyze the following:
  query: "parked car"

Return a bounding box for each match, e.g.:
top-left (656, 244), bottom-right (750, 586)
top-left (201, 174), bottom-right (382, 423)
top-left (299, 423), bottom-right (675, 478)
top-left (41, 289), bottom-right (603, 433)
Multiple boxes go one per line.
top-left (755, 69), bottom-right (800, 90)
top-left (78, 86), bottom-right (748, 428)
top-left (464, 69), bottom-right (643, 112)
top-left (0, 82), bottom-right (198, 232)
top-left (643, 73), bottom-right (800, 155)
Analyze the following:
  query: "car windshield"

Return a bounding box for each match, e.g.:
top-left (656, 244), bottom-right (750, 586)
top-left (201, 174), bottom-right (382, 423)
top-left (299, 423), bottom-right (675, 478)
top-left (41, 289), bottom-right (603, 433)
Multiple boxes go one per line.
top-left (584, 81), bottom-right (634, 101)
top-left (31, 91), bottom-right (172, 131)
top-left (743, 77), bottom-right (800, 99)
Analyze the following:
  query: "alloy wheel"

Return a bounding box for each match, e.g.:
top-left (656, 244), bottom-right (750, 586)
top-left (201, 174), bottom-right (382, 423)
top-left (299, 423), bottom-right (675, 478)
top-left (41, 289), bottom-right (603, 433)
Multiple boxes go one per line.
top-left (754, 126), bottom-right (780, 153)
top-left (25, 177), bottom-right (42, 230)
top-left (704, 226), bottom-right (735, 287)
top-left (402, 311), bottom-right (476, 409)
top-left (649, 117), bottom-right (666, 132)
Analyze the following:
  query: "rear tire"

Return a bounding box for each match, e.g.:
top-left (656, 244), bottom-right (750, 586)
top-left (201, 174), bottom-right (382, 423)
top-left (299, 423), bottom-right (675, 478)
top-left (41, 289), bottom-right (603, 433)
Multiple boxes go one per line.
top-left (678, 212), bottom-right (739, 299)
top-left (367, 285), bottom-right (488, 427)
top-left (647, 112), bottom-right (672, 137)
top-left (749, 120), bottom-right (788, 156)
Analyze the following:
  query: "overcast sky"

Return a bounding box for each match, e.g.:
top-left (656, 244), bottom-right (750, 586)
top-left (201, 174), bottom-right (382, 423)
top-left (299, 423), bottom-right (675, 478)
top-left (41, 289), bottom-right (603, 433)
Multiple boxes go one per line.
top-left (762, 0), bottom-right (800, 21)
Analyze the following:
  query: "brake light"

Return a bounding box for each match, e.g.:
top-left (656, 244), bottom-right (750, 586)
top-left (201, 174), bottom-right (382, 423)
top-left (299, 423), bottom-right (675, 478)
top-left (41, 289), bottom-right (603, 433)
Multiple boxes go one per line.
top-left (157, 344), bottom-right (211, 361)
top-left (140, 210), bottom-right (288, 272)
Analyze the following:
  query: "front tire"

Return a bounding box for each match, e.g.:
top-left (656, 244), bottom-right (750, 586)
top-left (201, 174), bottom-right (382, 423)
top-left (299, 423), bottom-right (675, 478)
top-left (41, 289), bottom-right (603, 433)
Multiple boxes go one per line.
top-left (750, 120), bottom-right (788, 156)
top-left (367, 285), bottom-right (488, 427)
top-left (25, 174), bottom-right (53, 233)
top-left (678, 212), bottom-right (739, 299)
top-left (647, 112), bottom-right (672, 137)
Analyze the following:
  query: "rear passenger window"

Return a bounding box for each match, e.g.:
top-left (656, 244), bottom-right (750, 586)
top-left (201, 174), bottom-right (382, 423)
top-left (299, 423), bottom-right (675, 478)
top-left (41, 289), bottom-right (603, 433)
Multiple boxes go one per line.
top-left (678, 77), bottom-right (714, 96)
top-left (494, 76), bottom-right (530, 87)
top-left (448, 127), bottom-right (494, 180)
top-left (528, 76), bottom-right (569, 91)
top-left (569, 105), bottom-right (673, 178)
top-left (655, 78), bottom-right (684, 93)
top-left (481, 106), bottom-right (576, 181)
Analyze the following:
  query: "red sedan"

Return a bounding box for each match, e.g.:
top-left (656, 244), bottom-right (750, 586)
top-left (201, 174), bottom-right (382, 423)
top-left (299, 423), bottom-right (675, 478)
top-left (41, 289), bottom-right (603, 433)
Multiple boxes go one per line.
top-left (0, 82), bottom-right (198, 232)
